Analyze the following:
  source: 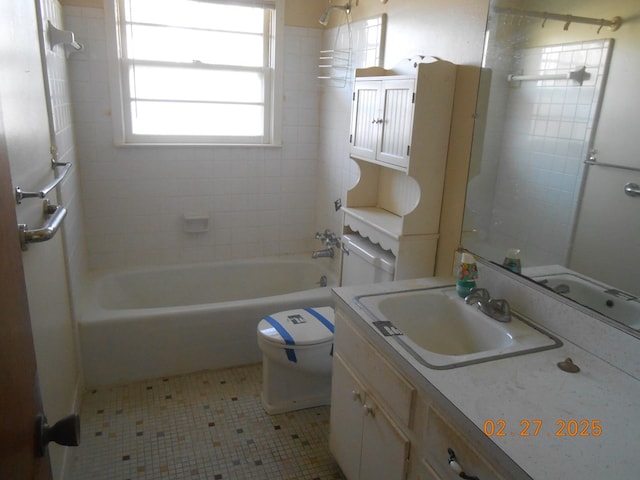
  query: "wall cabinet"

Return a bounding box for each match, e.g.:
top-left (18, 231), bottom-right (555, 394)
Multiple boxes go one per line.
top-left (343, 59), bottom-right (458, 280)
top-left (350, 78), bottom-right (415, 170)
top-left (330, 303), bottom-right (528, 480)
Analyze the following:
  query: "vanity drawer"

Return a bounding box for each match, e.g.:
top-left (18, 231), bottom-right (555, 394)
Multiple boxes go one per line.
top-left (334, 309), bottom-right (416, 428)
top-left (422, 406), bottom-right (506, 480)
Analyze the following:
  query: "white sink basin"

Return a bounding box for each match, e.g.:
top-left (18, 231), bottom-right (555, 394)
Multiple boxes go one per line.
top-left (377, 292), bottom-right (514, 355)
top-left (533, 273), bottom-right (640, 330)
top-left (357, 287), bottom-right (562, 369)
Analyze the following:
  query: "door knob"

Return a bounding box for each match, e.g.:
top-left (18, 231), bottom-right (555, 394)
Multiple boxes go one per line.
top-left (36, 413), bottom-right (81, 457)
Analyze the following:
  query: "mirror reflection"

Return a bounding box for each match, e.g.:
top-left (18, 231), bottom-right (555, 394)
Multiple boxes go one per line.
top-left (462, 0), bottom-right (640, 332)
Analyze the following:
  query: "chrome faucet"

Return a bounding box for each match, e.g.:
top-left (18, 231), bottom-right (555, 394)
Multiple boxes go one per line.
top-left (464, 287), bottom-right (512, 322)
top-left (313, 229), bottom-right (340, 259)
top-left (537, 279), bottom-right (570, 294)
top-left (315, 229), bottom-right (341, 248)
top-left (312, 247), bottom-right (334, 259)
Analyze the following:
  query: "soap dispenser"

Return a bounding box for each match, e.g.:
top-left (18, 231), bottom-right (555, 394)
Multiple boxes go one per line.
top-left (502, 248), bottom-right (522, 274)
top-left (456, 252), bottom-right (478, 298)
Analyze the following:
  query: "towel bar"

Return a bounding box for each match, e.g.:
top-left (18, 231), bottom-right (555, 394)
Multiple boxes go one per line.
top-left (15, 161), bottom-right (71, 204)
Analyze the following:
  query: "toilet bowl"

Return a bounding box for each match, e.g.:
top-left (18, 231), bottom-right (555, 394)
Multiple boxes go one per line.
top-left (257, 307), bottom-right (335, 414)
top-left (258, 233), bottom-right (396, 414)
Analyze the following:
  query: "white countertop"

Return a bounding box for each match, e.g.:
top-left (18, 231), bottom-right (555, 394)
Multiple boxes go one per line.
top-left (332, 276), bottom-right (640, 480)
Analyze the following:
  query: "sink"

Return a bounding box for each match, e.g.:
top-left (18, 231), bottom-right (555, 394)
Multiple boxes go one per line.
top-left (377, 293), bottom-right (513, 355)
top-left (532, 272), bottom-right (640, 330)
top-left (356, 287), bottom-right (562, 369)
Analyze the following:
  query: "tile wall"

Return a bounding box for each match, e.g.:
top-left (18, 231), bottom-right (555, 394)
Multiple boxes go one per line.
top-left (316, 17), bottom-right (386, 260)
top-left (40, 0), bottom-right (89, 314)
top-left (63, 6), bottom-right (322, 269)
top-left (465, 38), bottom-right (611, 266)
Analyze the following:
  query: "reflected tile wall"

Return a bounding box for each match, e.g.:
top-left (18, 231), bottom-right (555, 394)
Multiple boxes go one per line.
top-left (489, 39), bottom-right (611, 265)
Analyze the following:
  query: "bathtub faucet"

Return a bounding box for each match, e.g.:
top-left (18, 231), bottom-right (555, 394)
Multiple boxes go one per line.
top-left (312, 247), bottom-right (334, 259)
top-left (315, 229), bottom-right (341, 248)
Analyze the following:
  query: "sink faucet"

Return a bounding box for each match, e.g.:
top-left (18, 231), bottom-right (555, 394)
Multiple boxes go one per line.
top-left (312, 247), bottom-right (334, 259)
top-left (464, 287), bottom-right (512, 322)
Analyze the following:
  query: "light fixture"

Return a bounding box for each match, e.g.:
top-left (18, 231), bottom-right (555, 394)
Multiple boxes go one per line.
top-left (318, 2), bottom-right (351, 26)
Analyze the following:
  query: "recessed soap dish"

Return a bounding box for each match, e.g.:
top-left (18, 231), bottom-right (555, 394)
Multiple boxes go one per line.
top-left (183, 214), bottom-right (209, 233)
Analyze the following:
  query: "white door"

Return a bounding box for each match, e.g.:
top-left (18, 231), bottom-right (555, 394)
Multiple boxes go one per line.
top-left (377, 79), bottom-right (414, 169)
top-left (329, 354), bottom-right (365, 480)
top-left (359, 393), bottom-right (410, 480)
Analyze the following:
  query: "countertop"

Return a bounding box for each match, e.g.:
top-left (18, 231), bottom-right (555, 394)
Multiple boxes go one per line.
top-left (332, 276), bottom-right (640, 479)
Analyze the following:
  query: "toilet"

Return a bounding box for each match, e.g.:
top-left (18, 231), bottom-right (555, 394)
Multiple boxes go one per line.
top-left (257, 234), bottom-right (395, 414)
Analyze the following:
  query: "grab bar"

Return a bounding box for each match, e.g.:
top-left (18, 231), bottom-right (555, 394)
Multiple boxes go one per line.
top-left (584, 159), bottom-right (640, 174)
top-left (15, 160), bottom-right (71, 204)
top-left (18, 200), bottom-right (67, 250)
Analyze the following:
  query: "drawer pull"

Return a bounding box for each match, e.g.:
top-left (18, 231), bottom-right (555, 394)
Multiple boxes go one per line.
top-left (448, 448), bottom-right (479, 480)
top-left (351, 390), bottom-right (362, 402)
top-left (363, 404), bottom-right (375, 416)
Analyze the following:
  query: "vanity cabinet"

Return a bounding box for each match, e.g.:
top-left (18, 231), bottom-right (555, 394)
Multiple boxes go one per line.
top-left (330, 354), bottom-right (410, 480)
top-left (330, 303), bottom-right (527, 480)
top-left (343, 59), bottom-right (458, 280)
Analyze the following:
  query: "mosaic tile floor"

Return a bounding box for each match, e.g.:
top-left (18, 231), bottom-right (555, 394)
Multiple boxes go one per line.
top-left (68, 364), bottom-right (346, 480)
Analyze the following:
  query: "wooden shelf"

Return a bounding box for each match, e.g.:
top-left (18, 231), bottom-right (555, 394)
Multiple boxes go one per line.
top-left (343, 207), bottom-right (402, 239)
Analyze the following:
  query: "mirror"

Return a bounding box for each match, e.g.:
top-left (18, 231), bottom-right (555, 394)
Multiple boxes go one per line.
top-left (463, 0), bottom-right (640, 334)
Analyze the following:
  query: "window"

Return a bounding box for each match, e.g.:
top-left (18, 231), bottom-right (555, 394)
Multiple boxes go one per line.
top-left (106, 0), bottom-right (283, 145)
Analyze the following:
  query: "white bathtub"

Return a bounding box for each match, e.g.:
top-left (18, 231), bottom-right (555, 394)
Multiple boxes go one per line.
top-left (80, 256), bottom-right (337, 386)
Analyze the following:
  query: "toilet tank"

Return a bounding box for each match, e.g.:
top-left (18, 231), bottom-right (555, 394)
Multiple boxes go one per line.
top-left (341, 234), bottom-right (395, 286)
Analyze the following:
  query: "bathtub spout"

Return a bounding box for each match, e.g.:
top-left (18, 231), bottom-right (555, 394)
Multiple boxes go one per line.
top-left (312, 247), bottom-right (334, 259)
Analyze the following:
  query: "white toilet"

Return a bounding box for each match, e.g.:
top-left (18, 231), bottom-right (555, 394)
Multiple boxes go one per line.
top-left (257, 234), bottom-right (395, 414)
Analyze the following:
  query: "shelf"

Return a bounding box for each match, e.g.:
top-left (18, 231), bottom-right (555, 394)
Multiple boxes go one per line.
top-left (343, 207), bottom-right (402, 238)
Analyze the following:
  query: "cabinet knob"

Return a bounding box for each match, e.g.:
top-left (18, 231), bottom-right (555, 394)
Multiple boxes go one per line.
top-left (351, 390), bottom-right (362, 402)
top-left (448, 448), bottom-right (480, 480)
top-left (363, 404), bottom-right (375, 416)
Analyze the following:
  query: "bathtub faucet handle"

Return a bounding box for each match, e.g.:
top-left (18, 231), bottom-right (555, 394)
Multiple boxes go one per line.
top-left (315, 229), bottom-right (340, 248)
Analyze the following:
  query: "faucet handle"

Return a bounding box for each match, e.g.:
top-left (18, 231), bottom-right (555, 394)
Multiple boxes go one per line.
top-left (466, 287), bottom-right (490, 301)
top-left (488, 298), bottom-right (511, 322)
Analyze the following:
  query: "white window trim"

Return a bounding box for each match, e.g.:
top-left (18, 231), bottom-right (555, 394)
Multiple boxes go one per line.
top-left (104, 0), bottom-right (283, 146)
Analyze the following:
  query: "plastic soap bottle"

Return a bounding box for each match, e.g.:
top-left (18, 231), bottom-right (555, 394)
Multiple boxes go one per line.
top-left (502, 248), bottom-right (522, 274)
top-left (456, 252), bottom-right (478, 298)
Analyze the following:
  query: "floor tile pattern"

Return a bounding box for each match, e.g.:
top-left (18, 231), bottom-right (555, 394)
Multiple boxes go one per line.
top-left (68, 364), bottom-right (345, 480)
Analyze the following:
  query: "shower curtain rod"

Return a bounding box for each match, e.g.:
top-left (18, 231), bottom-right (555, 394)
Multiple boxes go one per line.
top-left (493, 6), bottom-right (622, 33)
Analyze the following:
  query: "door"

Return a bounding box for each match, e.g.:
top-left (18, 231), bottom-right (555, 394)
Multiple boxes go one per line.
top-left (0, 106), bottom-right (53, 479)
top-left (350, 80), bottom-right (380, 161)
top-left (360, 393), bottom-right (410, 480)
top-left (329, 354), bottom-right (366, 480)
top-left (377, 78), bottom-right (414, 169)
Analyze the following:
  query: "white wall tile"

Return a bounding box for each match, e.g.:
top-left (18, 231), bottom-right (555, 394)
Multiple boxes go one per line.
top-left (63, 5), bottom-right (323, 269)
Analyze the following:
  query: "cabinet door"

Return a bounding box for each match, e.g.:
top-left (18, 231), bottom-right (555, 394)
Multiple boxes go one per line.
top-left (350, 80), bottom-right (380, 161)
top-left (330, 354), bottom-right (365, 480)
top-left (360, 393), bottom-right (410, 480)
top-left (377, 78), bottom-right (415, 169)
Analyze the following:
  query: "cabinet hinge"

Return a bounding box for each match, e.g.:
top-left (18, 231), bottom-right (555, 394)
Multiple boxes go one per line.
top-left (406, 145), bottom-right (410, 156)
top-left (412, 92), bottom-right (415, 104)
top-left (353, 91), bottom-right (356, 101)
top-left (350, 134), bottom-right (353, 144)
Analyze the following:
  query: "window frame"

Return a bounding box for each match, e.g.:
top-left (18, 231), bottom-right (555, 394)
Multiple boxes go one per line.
top-left (105, 0), bottom-right (283, 146)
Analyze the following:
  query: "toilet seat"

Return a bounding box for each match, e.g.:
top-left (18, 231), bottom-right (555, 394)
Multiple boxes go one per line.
top-left (258, 307), bottom-right (335, 347)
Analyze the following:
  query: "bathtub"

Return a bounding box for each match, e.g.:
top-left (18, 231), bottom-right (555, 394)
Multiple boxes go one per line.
top-left (80, 256), bottom-right (337, 387)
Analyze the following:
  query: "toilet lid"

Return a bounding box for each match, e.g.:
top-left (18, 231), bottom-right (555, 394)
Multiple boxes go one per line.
top-left (258, 307), bottom-right (335, 346)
